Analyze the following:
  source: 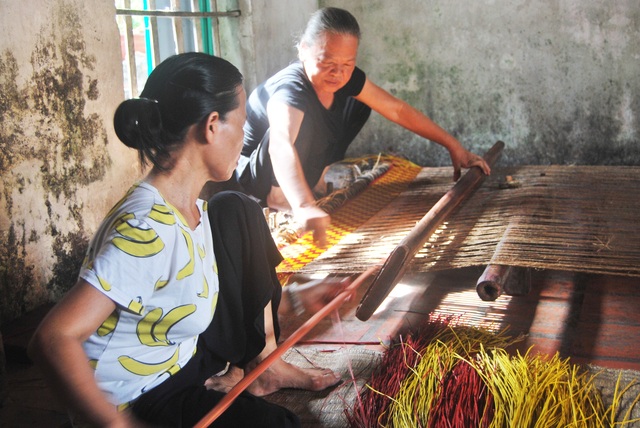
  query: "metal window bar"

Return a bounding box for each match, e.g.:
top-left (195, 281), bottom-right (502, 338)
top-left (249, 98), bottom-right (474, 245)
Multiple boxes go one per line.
top-left (115, 1), bottom-right (240, 97)
top-left (115, 8), bottom-right (240, 17)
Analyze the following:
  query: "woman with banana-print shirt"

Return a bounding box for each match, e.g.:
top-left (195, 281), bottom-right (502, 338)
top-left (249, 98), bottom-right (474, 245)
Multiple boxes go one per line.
top-left (28, 53), bottom-right (346, 428)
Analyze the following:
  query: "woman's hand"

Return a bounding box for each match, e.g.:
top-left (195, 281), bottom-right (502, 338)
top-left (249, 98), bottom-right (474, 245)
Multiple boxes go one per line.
top-left (293, 204), bottom-right (331, 247)
top-left (448, 146), bottom-right (491, 181)
top-left (285, 276), bottom-right (352, 315)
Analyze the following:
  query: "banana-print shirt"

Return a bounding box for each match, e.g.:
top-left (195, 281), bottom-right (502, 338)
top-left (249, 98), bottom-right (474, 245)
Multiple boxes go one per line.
top-left (79, 182), bottom-right (219, 406)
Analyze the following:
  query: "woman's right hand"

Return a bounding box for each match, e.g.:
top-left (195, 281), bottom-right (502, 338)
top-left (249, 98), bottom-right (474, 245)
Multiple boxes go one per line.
top-left (294, 204), bottom-right (330, 247)
top-left (288, 276), bottom-right (353, 314)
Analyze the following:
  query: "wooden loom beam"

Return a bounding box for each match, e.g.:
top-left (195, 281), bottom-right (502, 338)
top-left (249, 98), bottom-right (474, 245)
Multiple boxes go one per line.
top-left (356, 141), bottom-right (505, 321)
top-left (475, 222), bottom-right (531, 301)
top-left (476, 264), bottom-right (530, 301)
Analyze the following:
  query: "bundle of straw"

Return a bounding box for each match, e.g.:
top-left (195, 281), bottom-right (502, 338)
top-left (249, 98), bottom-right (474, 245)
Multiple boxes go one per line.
top-left (345, 317), bottom-right (640, 428)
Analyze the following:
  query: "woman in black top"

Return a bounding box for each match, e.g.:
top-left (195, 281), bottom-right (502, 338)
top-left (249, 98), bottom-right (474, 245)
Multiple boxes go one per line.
top-left (237, 7), bottom-right (491, 246)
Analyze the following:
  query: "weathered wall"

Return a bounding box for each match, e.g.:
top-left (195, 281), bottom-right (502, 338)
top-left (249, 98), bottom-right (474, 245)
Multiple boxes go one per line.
top-left (0, 0), bottom-right (318, 327)
top-left (320, 0), bottom-right (640, 167)
top-left (1, 0), bottom-right (638, 325)
top-left (0, 0), bottom-right (138, 325)
top-left (231, 0), bottom-right (317, 90)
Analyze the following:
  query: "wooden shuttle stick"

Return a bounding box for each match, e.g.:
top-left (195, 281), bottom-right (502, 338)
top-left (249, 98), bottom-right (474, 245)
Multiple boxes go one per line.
top-left (194, 265), bottom-right (380, 428)
top-left (356, 141), bottom-right (505, 321)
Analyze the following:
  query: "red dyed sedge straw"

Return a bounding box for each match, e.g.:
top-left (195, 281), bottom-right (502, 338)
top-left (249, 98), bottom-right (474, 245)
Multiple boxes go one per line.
top-left (193, 265), bottom-right (380, 428)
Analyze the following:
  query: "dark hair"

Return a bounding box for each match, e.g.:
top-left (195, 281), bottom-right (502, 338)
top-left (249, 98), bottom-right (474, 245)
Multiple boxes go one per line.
top-left (298, 7), bottom-right (361, 49)
top-left (113, 52), bottom-right (243, 170)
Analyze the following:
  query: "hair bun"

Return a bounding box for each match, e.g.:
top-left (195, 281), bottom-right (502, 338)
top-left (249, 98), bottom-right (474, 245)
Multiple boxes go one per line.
top-left (113, 98), bottom-right (162, 149)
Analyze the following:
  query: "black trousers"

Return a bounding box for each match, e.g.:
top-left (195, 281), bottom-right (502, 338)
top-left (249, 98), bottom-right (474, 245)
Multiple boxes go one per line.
top-left (132, 192), bottom-right (299, 427)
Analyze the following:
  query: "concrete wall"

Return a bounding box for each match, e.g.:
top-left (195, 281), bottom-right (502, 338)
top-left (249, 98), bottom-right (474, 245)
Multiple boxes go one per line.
top-left (0, 0), bottom-right (139, 324)
top-left (228, 0), bottom-right (317, 90)
top-left (1, 0), bottom-right (639, 325)
top-left (321, 0), bottom-right (640, 167)
top-left (0, 0), bottom-right (318, 326)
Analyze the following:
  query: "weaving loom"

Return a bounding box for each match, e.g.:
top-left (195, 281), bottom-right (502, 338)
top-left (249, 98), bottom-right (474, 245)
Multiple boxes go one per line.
top-left (279, 158), bottom-right (640, 427)
top-left (276, 155), bottom-right (423, 274)
top-left (278, 163), bottom-right (640, 280)
top-left (196, 150), bottom-right (640, 426)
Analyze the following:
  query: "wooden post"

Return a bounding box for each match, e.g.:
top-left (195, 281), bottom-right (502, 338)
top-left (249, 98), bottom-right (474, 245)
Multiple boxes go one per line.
top-left (503, 267), bottom-right (530, 296)
top-left (356, 141), bottom-right (505, 321)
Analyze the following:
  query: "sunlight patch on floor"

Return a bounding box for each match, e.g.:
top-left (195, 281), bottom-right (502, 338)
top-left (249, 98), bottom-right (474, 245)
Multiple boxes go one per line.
top-left (432, 289), bottom-right (513, 330)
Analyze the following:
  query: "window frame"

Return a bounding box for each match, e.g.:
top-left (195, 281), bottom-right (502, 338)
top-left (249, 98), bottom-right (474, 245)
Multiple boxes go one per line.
top-left (115, 0), bottom-right (241, 97)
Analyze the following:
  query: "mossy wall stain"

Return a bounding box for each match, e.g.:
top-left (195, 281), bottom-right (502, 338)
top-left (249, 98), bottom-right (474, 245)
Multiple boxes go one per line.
top-left (0, 0), bottom-right (112, 325)
top-left (47, 230), bottom-right (88, 300)
top-left (0, 224), bottom-right (35, 324)
top-left (0, 52), bottom-right (29, 173)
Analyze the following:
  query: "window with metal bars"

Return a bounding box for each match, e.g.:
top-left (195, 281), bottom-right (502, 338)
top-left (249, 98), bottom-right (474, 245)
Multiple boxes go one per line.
top-left (115, 0), bottom-right (241, 98)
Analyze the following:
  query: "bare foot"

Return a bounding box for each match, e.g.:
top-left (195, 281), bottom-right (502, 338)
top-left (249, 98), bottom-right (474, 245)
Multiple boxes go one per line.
top-left (204, 365), bottom-right (244, 393)
top-left (245, 358), bottom-right (341, 397)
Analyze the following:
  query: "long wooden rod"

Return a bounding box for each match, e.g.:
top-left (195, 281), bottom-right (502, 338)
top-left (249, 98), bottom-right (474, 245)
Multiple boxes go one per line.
top-left (356, 141), bottom-right (505, 321)
top-left (193, 265), bottom-right (380, 428)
